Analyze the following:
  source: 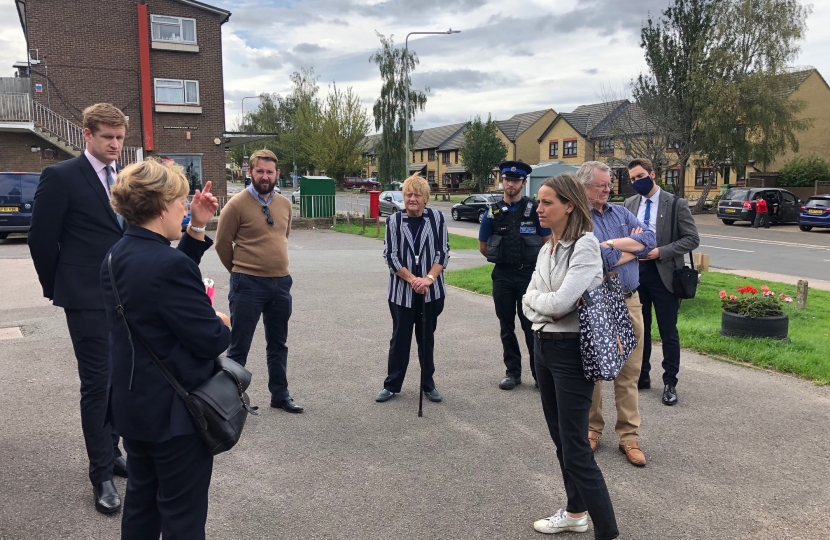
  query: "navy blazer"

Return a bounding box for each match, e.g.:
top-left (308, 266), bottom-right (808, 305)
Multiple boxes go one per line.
top-left (28, 154), bottom-right (124, 309)
top-left (100, 227), bottom-right (231, 443)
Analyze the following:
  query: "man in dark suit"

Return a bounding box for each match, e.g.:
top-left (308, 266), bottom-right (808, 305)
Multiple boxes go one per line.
top-left (624, 158), bottom-right (699, 406)
top-left (28, 103), bottom-right (129, 513)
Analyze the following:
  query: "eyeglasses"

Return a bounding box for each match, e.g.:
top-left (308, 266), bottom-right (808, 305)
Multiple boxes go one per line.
top-left (261, 205), bottom-right (274, 226)
top-left (591, 183), bottom-right (613, 190)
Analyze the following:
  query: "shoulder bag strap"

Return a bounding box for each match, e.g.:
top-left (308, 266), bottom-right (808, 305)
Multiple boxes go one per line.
top-left (669, 196), bottom-right (695, 270)
top-left (107, 253), bottom-right (196, 403)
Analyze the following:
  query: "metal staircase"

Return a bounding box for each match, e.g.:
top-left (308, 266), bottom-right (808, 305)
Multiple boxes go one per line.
top-left (1, 93), bottom-right (141, 166)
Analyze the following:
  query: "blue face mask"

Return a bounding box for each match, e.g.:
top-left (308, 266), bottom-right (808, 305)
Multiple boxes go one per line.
top-left (632, 177), bottom-right (654, 196)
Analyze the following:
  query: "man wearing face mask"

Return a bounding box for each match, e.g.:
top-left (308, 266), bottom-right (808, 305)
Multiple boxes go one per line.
top-left (624, 158), bottom-right (699, 406)
top-left (215, 149), bottom-right (303, 413)
top-left (479, 161), bottom-right (551, 391)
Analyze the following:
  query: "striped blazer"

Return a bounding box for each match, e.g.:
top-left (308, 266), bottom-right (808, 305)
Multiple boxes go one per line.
top-left (384, 207), bottom-right (450, 308)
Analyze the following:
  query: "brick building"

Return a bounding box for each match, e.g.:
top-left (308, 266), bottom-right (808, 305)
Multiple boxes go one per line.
top-left (2, 0), bottom-right (237, 197)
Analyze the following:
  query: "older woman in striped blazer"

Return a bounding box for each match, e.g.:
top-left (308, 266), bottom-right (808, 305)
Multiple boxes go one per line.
top-left (375, 174), bottom-right (450, 404)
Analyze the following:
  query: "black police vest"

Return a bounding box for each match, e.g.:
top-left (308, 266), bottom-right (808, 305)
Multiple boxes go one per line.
top-left (485, 197), bottom-right (545, 266)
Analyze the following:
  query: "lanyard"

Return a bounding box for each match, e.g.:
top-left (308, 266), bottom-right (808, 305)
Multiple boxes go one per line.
top-left (407, 217), bottom-right (426, 274)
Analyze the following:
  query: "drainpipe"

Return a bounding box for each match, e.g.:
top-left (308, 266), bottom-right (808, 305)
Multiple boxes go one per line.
top-left (137, 0), bottom-right (154, 151)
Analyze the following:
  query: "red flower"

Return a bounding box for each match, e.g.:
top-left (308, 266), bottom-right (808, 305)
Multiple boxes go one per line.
top-left (719, 290), bottom-right (727, 299)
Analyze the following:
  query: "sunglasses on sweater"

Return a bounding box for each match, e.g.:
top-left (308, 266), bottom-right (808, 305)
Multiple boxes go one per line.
top-left (261, 205), bottom-right (274, 226)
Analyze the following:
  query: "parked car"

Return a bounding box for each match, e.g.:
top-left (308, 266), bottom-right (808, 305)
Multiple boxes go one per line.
top-left (243, 175), bottom-right (281, 193)
top-left (343, 177), bottom-right (381, 190)
top-left (0, 172), bottom-right (39, 239)
top-left (291, 187), bottom-right (300, 204)
top-left (181, 201), bottom-right (191, 231)
top-left (451, 194), bottom-right (500, 223)
top-left (717, 187), bottom-right (801, 225)
top-left (379, 191), bottom-right (405, 215)
top-left (798, 194), bottom-right (830, 231)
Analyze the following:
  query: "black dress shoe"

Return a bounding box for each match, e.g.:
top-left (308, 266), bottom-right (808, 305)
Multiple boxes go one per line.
top-left (499, 376), bottom-right (520, 390)
top-left (113, 456), bottom-right (128, 478)
top-left (271, 397), bottom-right (304, 413)
top-left (93, 480), bottom-right (122, 514)
top-left (662, 384), bottom-right (678, 406)
top-left (638, 378), bottom-right (651, 390)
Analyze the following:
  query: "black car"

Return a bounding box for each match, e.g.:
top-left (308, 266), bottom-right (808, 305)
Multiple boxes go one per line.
top-left (451, 194), bottom-right (500, 223)
top-left (0, 172), bottom-right (40, 239)
top-left (717, 187), bottom-right (801, 225)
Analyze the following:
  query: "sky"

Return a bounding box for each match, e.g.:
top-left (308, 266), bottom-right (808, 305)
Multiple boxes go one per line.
top-left (1, 0), bottom-right (828, 132)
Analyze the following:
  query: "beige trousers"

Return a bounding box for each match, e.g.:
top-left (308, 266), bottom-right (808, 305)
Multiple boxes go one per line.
top-left (588, 291), bottom-right (645, 443)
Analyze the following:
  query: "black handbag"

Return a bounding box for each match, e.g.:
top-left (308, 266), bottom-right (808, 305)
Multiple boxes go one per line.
top-left (670, 197), bottom-right (699, 299)
top-left (107, 254), bottom-right (257, 456)
top-left (564, 241), bottom-right (638, 382)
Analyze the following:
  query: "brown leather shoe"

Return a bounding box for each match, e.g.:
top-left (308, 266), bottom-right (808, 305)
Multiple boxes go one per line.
top-left (619, 439), bottom-right (647, 467)
top-left (588, 431), bottom-right (601, 452)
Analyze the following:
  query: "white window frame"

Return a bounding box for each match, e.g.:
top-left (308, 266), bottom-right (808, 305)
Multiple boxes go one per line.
top-left (151, 15), bottom-right (197, 44)
top-left (154, 78), bottom-right (200, 105)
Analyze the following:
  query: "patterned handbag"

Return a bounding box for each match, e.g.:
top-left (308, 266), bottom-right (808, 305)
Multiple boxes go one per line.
top-left (568, 242), bottom-right (638, 382)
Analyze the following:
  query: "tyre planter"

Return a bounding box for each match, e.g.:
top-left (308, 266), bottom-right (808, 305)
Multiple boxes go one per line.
top-left (720, 311), bottom-right (788, 339)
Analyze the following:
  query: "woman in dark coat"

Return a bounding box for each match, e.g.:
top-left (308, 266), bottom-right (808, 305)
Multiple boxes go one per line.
top-left (101, 159), bottom-right (230, 540)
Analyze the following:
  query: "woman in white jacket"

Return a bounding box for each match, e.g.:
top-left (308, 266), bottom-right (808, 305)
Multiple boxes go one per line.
top-left (522, 173), bottom-right (618, 540)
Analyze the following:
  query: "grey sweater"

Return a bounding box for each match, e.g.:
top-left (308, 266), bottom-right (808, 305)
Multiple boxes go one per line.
top-left (522, 233), bottom-right (603, 333)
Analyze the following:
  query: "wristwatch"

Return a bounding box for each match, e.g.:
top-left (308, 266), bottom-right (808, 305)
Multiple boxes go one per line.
top-left (426, 274), bottom-right (435, 282)
top-left (607, 239), bottom-right (615, 249)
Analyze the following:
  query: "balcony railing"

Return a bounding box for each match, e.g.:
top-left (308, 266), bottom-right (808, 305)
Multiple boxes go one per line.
top-left (0, 93), bottom-right (32, 122)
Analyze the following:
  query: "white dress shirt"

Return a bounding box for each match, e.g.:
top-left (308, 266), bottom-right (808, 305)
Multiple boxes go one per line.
top-left (636, 187), bottom-right (661, 235)
top-left (84, 149), bottom-right (117, 198)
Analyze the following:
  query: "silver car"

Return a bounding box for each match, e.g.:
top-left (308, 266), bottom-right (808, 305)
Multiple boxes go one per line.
top-left (379, 191), bottom-right (405, 215)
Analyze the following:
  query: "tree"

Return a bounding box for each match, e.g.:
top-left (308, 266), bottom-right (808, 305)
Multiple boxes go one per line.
top-left (309, 84), bottom-right (371, 183)
top-left (459, 115), bottom-right (507, 192)
top-left (370, 32), bottom-right (428, 184)
top-left (779, 156), bottom-right (830, 187)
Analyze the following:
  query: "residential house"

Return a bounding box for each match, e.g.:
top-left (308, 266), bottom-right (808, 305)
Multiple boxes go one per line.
top-left (2, 0), bottom-right (241, 197)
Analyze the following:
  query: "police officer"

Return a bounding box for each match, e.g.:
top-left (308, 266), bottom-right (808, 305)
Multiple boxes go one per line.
top-left (479, 161), bottom-right (551, 390)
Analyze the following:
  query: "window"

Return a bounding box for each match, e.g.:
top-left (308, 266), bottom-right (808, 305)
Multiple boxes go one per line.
top-left (428, 171), bottom-right (435, 183)
top-left (160, 155), bottom-right (202, 191)
top-left (151, 15), bottom-right (197, 44)
top-left (154, 79), bottom-right (199, 105)
top-left (598, 138), bottom-right (614, 155)
top-left (428, 150), bottom-right (436, 161)
top-left (454, 151), bottom-right (459, 164)
top-left (548, 140), bottom-right (558, 158)
top-left (412, 152), bottom-right (417, 163)
top-left (369, 156), bottom-right (376, 165)
top-left (665, 168), bottom-right (680, 186)
top-left (420, 151), bottom-right (424, 162)
top-left (563, 140), bottom-right (577, 157)
top-left (694, 167), bottom-right (716, 186)
top-left (463, 196), bottom-right (476, 205)
top-left (442, 152), bottom-right (451, 164)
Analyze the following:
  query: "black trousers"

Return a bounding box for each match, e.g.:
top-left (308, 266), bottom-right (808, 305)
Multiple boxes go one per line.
top-left (637, 260), bottom-right (682, 387)
top-left (753, 211), bottom-right (769, 228)
top-left (384, 297), bottom-right (444, 393)
top-left (121, 434), bottom-right (213, 540)
top-left (535, 337), bottom-right (618, 540)
top-left (65, 309), bottom-right (121, 485)
top-left (492, 264), bottom-right (536, 381)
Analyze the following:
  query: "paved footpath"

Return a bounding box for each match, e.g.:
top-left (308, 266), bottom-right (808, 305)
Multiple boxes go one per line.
top-left (0, 231), bottom-right (829, 539)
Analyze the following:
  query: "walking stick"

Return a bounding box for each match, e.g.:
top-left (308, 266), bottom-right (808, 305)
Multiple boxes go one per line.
top-left (418, 291), bottom-right (426, 418)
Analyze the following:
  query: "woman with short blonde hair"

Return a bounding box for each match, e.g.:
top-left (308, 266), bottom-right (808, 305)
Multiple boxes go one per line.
top-left (102, 159), bottom-right (229, 540)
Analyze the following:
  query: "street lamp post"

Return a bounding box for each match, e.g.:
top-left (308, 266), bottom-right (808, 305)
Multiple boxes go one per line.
top-left (404, 29), bottom-right (461, 178)
top-left (240, 96), bottom-right (259, 176)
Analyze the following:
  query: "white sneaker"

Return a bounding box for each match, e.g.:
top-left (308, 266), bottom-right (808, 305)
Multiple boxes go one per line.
top-left (533, 509), bottom-right (589, 534)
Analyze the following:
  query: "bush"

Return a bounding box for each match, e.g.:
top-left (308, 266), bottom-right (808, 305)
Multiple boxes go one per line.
top-left (778, 156), bottom-right (830, 187)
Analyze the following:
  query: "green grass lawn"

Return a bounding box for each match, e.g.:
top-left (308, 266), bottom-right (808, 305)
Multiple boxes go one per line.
top-left (445, 265), bottom-right (830, 384)
top-left (332, 222), bottom-right (480, 250)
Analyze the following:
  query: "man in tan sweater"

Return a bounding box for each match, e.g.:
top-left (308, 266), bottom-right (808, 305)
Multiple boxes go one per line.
top-left (215, 149), bottom-right (302, 413)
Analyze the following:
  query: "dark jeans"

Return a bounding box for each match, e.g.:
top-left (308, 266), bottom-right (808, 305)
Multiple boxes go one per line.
top-left (65, 309), bottom-right (121, 485)
top-left (753, 211), bottom-right (769, 228)
top-left (121, 434), bottom-right (213, 540)
top-left (227, 273), bottom-right (293, 402)
top-left (638, 260), bottom-right (681, 387)
top-left (535, 337), bottom-right (618, 540)
top-left (384, 298), bottom-right (444, 393)
top-left (492, 264), bottom-right (535, 381)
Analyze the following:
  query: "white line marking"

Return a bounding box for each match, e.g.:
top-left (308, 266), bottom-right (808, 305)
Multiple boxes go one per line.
top-left (700, 244), bottom-right (754, 253)
top-left (700, 233), bottom-right (830, 251)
